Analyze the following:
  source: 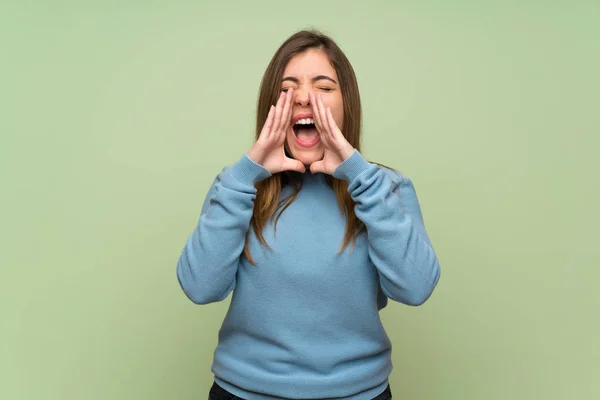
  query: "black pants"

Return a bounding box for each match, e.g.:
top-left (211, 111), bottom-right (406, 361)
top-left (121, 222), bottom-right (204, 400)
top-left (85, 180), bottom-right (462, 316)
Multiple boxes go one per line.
top-left (209, 381), bottom-right (392, 400)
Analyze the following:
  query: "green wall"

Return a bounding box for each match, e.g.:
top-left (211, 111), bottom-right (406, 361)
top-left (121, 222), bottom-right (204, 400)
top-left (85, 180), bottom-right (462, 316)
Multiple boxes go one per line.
top-left (2, 1), bottom-right (598, 399)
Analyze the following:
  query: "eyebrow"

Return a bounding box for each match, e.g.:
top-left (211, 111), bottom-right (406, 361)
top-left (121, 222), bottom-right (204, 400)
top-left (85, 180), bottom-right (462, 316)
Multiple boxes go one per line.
top-left (282, 75), bottom-right (338, 84)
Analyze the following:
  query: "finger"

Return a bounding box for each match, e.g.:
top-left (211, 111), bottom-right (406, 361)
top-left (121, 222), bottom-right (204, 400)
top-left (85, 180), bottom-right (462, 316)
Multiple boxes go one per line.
top-left (325, 106), bottom-right (341, 141)
top-left (260, 105), bottom-right (276, 140)
top-left (270, 91), bottom-right (286, 139)
top-left (310, 92), bottom-right (328, 143)
top-left (309, 160), bottom-right (325, 174)
top-left (316, 94), bottom-right (330, 139)
top-left (281, 88), bottom-right (294, 134)
top-left (282, 156), bottom-right (306, 173)
top-left (309, 92), bottom-right (323, 131)
top-left (311, 92), bottom-right (329, 145)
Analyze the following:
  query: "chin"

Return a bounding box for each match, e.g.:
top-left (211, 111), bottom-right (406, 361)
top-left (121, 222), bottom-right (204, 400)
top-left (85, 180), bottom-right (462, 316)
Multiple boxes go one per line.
top-left (293, 150), bottom-right (324, 168)
top-left (286, 132), bottom-right (324, 170)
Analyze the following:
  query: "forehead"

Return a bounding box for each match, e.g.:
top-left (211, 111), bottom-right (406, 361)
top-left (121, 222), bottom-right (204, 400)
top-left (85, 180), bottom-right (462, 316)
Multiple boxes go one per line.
top-left (283, 49), bottom-right (338, 79)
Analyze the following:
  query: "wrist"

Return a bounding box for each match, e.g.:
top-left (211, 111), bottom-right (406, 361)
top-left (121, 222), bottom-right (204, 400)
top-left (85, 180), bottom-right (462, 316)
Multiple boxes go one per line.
top-left (333, 150), bottom-right (373, 182)
top-left (230, 153), bottom-right (272, 185)
top-left (339, 145), bottom-right (355, 162)
top-left (246, 148), bottom-right (262, 165)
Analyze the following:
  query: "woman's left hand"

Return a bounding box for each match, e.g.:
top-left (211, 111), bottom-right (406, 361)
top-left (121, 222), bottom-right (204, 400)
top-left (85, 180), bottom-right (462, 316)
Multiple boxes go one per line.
top-left (308, 92), bottom-right (355, 175)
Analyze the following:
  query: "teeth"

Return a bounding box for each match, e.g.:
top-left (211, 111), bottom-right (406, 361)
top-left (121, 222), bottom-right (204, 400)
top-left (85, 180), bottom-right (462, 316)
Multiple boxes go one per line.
top-left (294, 118), bottom-right (314, 125)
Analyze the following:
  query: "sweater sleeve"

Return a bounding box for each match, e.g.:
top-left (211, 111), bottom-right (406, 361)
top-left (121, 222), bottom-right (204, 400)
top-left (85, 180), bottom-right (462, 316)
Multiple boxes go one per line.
top-left (333, 150), bottom-right (441, 306)
top-left (176, 154), bottom-right (271, 304)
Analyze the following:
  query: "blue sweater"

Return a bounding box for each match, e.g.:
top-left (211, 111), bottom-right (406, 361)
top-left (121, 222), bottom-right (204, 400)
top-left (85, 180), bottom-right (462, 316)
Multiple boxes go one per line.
top-left (177, 149), bottom-right (440, 399)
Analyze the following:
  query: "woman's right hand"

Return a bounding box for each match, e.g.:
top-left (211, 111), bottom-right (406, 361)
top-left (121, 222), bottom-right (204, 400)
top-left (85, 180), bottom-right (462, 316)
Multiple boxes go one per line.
top-left (247, 89), bottom-right (306, 174)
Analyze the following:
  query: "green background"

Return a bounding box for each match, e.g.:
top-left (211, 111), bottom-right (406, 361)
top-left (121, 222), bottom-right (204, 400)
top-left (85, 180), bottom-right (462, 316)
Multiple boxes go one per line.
top-left (2, 1), bottom-right (599, 399)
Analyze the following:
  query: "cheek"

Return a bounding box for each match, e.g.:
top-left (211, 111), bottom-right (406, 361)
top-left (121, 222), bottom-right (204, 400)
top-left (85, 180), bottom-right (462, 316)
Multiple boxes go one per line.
top-left (330, 97), bottom-right (344, 128)
top-left (333, 107), bottom-right (344, 129)
top-left (321, 101), bottom-right (344, 127)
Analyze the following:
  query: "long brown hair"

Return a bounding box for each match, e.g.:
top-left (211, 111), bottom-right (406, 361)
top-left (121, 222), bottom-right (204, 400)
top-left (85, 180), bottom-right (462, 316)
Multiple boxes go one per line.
top-left (243, 29), bottom-right (365, 265)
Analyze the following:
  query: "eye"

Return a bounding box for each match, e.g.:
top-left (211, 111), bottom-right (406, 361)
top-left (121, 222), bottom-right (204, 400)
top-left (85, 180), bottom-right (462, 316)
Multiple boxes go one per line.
top-left (319, 87), bottom-right (333, 92)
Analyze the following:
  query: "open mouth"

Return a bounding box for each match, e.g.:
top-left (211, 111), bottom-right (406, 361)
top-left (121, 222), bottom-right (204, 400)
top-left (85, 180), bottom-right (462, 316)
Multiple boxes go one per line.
top-left (292, 117), bottom-right (320, 148)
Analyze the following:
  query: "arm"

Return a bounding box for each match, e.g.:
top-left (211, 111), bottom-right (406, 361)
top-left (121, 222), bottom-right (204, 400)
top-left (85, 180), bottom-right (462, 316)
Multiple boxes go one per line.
top-left (334, 150), bottom-right (441, 306)
top-left (176, 154), bottom-right (271, 304)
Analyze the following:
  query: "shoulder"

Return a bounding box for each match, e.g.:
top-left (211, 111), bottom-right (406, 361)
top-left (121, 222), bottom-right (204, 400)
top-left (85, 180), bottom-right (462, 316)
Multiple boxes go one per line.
top-left (372, 162), bottom-right (413, 187)
top-left (206, 166), bottom-right (229, 188)
top-left (371, 162), bottom-right (425, 217)
top-left (202, 166), bottom-right (232, 199)
top-left (216, 165), bottom-right (231, 180)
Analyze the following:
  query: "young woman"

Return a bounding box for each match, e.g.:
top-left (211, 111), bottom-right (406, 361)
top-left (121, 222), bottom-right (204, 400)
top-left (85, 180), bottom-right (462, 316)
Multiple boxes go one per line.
top-left (177, 29), bottom-right (441, 400)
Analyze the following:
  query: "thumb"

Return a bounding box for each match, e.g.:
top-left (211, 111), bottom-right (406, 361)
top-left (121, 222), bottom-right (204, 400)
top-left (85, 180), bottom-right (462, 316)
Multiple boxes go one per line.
top-left (309, 160), bottom-right (326, 174)
top-left (282, 157), bottom-right (306, 173)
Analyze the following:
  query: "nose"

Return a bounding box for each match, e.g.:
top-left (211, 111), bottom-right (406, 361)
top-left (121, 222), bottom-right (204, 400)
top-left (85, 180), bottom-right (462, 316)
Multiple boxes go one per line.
top-left (294, 88), bottom-right (311, 107)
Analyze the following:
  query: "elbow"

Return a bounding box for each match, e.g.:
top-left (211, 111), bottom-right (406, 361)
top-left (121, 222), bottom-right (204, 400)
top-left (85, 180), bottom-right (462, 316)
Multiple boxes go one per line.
top-left (402, 284), bottom-right (438, 306)
top-left (177, 272), bottom-right (229, 305)
top-left (177, 267), bottom-right (207, 304)
top-left (403, 289), bottom-right (435, 307)
top-left (176, 259), bottom-right (213, 305)
top-left (383, 284), bottom-right (436, 307)
top-left (176, 259), bottom-right (233, 305)
top-left (386, 259), bottom-right (441, 307)
top-left (407, 247), bottom-right (441, 306)
top-left (182, 290), bottom-right (224, 305)
top-left (408, 261), bottom-right (441, 306)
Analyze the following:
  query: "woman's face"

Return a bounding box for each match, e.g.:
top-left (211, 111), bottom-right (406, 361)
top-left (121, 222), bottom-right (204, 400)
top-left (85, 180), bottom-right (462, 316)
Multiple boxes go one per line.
top-left (281, 49), bottom-right (344, 167)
